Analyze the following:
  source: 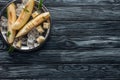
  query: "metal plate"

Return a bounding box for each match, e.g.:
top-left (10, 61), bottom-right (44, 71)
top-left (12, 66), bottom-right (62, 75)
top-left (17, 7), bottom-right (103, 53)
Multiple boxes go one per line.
top-left (0, 0), bottom-right (51, 52)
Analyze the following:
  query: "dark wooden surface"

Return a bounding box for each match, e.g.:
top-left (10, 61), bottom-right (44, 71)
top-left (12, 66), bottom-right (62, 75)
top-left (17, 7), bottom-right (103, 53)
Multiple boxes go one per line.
top-left (1, 0), bottom-right (120, 79)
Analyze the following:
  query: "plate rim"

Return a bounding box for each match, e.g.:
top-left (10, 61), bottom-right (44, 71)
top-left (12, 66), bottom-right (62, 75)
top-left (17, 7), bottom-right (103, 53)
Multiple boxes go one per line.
top-left (0, 0), bottom-right (52, 53)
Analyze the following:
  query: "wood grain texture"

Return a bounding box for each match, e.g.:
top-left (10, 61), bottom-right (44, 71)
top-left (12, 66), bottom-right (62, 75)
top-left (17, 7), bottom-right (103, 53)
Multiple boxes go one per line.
top-left (2, 1), bottom-right (120, 21)
top-left (0, 64), bottom-right (120, 79)
top-left (48, 6), bottom-right (120, 21)
top-left (1, 49), bottom-right (120, 64)
top-left (45, 0), bottom-right (120, 6)
top-left (1, 2), bottom-right (120, 21)
top-left (2, 21), bottom-right (120, 50)
top-left (1, 0), bottom-right (120, 6)
top-left (0, 21), bottom-right (120, 64)
top-left (0, 0), bottom-right (120, 79)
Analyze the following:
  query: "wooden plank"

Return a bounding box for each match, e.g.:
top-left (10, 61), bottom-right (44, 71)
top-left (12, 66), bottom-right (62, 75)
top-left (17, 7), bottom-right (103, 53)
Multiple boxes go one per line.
top-left (1, 1), bottom-right (120, 21)
top-left (1, 0), bottom-right (120, 79)
top-left (44, 0), bottom-right (120, 6)
top-left (49, 6), bottom-right (120, 21)
top-left (1, 0), bottom-right (120, 7)
top-left (0, 49), bottom-right (120, 64)
top-left (0, 64), bottom-right (120, 78)
top-left (51, 21), bottom-right (120, 36)
top-left (45, 21), bottom-right (120, 50)
top-left (0, 21), bottom-right (120, 63)
top-left (1, 21), bottom-right (120, 50)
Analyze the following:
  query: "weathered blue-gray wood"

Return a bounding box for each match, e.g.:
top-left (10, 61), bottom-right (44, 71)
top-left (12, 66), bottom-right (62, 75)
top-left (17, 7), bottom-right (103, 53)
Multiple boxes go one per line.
top-left (1, 21), bottom-right (120, 50)
top-left (44, 0), bottom-right (120, 6)
top-left (2, 0), bottom-right (120, 6)
top-left (0, 0), bottom-right (120, 79)
top-left (0, 21), bottom-right (120, 64)
top-left (0, 64), bottom-right (120, 79)
top-left (0, 49), bottom-right (120, 64)
top-left (2, 1), bottom-right (120, 21)
top-left (22, 21), bottom-right (120, 50)
top-left (48, 6), bottom-right (120, 21)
